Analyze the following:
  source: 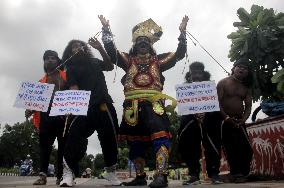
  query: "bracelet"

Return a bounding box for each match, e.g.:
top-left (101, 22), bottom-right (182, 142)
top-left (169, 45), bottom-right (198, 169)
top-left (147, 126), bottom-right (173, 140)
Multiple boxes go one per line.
top-left (102, 30), bottom-right (114, 43)
top-left (224, 115), bottom-right (230, 121)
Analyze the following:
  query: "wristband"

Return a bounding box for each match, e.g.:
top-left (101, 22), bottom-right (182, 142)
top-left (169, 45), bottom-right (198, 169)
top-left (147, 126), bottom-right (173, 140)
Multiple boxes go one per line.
top-left (224, 115), bottom-right (230, 121)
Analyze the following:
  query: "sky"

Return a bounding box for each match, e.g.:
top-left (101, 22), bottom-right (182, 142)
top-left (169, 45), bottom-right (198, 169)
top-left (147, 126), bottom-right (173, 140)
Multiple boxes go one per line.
top-left (0, 0), bottom-right (283, 155)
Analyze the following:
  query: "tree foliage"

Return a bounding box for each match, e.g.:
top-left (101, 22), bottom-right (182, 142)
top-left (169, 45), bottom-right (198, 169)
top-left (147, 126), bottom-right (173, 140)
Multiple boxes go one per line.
top-left (168, 111), bottom-right (181, 166)
top-left (0, 121), bottom-right (40, 168)
top-left (93, 153), bottom-right (105, 176)
top-left (0, 120), bottom-right (102, 177)
top-left (78, 153), bottom-right (94, 176)
top-left (272, 68), bottom-right (284, 94)
top-left (117, 147), bottom-right (129, 169)
top-left (227, 5), bottom-right (284, 101)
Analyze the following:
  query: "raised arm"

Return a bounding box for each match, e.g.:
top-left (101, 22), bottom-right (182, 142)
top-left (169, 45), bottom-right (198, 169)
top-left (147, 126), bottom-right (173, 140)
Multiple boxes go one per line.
top-left (159, 15), bottom-right (188, 72)
top-left (88, 37), bottom-right (114, 71)
top-left (176, 15), bottom-right (189, 60)
top-left (98, 15), bottom-right (128, 71)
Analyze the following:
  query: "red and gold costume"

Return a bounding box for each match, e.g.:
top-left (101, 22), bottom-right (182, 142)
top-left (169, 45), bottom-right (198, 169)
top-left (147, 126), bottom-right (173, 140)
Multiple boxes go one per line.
top-left (102, 18), bottom-right (187, 186)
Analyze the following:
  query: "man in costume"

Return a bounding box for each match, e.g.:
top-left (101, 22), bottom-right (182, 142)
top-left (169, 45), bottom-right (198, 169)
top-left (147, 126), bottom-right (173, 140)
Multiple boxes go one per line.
top-left (59, 38), bottom-right (121, 187)
top-left (99, 15), bottom-right (188, 188)
top-left (217, 58), bottom-right (253, 183)
top-left (25, 50), bottom-right (68, 185)
top-left (178, 62), bottom-right (223, 185)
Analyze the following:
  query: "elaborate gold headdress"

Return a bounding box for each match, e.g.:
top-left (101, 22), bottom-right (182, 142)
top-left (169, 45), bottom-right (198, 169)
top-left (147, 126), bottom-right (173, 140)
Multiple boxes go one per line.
top-left (132, 19), bottom-right (163, 44)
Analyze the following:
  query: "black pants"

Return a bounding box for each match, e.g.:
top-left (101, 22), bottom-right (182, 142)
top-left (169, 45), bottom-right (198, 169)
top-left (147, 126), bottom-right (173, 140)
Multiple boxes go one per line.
top-left (222, 122), bottom-right (253, 176)
top-left (119, 100), bottom-right (171, 141)
top-left (64, 103), bottom-right (119, 176)
top-left (178, 112), bottom-right (223, 178)
top-left (39, 113), bottom-right (67, 179)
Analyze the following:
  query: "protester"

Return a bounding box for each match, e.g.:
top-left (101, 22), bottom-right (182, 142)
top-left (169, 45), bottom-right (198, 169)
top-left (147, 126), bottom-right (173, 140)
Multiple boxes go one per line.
top-left (178, 62), bottom-right (223, 185)
top-left (59, 38), bottom-right (121, 187)
top-left (25, 50), bottom-right (68, 185)
top-left (217, 58), bottom-right (253, 183)
top-left (99, 15), bottom-right (188, 188)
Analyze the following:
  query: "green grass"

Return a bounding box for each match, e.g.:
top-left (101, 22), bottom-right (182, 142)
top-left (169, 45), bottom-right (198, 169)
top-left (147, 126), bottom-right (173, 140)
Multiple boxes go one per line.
top-left (0, 168), bottom-right (19, 174)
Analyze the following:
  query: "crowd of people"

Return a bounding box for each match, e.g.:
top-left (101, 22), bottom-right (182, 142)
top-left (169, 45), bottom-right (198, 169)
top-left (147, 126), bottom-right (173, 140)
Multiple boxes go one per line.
top-left (24, 15), bottom-right (253, 188)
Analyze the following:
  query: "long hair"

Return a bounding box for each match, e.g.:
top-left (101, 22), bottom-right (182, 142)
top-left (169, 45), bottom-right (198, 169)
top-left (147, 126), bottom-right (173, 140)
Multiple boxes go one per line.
top-left (62, 40), bottom-right (93, 65)
top-left (203, 71), bottom-right (211, 81)
top-left (185, 71), bottom-right (192, 83)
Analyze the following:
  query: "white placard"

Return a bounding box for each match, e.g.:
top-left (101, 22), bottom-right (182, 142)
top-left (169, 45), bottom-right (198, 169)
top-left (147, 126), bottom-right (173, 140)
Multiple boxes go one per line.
top-left (14, 81), bottom-right (55, 112)
top-left (175, 81), bottom-right (220, 115)
top-left (49, 90), bottom-right (91, 116)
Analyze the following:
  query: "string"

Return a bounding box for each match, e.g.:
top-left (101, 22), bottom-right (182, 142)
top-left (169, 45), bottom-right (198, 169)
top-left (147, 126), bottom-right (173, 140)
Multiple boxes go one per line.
top-left (186, 31), bottom-right (230, 75)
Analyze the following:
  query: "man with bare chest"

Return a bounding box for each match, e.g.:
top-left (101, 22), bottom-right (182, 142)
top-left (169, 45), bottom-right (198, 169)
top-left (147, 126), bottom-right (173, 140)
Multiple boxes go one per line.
top-left (217, 58), bottom-right (253, 183)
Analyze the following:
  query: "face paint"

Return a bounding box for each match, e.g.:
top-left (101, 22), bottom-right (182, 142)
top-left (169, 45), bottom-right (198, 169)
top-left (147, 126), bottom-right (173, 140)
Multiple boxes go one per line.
top-left (136, 37), bottom-right (151, 55)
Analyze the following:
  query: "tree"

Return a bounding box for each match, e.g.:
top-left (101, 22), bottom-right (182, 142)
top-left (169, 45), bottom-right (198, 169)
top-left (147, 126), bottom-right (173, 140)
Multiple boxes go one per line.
top-left (0, 120), bottom-right (61, 174)
top-left (0, 120), bottom-right (40, 169)
top-left (93, 153), bottom-right (105, 176)
top-left (272, 69), bottom-right (284, 94)
top-left (168, 111), bottom-right (182, 167)
top-left (117, 147), bottom-right (129, 169)
top-left (79, 154), bottom-right (94, 176)
top-left (227, 5), bottom-right (284, 101)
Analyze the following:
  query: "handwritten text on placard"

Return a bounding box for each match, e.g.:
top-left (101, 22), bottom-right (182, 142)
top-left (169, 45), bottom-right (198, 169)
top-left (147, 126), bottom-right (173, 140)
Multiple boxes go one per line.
top-left (14, 81), bottom-right (54, 112)
top-left (49, 90), bottom-right (91, 116)
top-left (175, 81), bottom-right (220, 115)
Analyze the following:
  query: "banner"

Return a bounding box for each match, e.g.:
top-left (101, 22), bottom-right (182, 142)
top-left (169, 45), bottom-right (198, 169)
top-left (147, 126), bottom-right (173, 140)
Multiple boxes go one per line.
top-left (14, 81), bottom-right (54, 112)
top-left (175, 81), bottom-right (220, 115)
top-left (49, 90), bottom-right (91, 116)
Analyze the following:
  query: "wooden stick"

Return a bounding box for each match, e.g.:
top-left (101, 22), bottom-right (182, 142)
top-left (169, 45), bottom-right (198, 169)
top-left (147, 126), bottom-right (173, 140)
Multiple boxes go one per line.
top-left (62, 115), bottom-right (69, 137)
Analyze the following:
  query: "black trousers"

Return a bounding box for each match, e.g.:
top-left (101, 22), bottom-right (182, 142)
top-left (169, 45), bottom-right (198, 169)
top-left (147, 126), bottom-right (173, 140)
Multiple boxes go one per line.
top-left (222, 122), bottom-right (253, 176)
top-left (63, 103), bottom-right (119, 176)
top-left (39, 113), bottom-right (67, 179)
top-left (178, 112), bottom-right (223, 178)
top-left (119, 100), bottom-right (171, 141)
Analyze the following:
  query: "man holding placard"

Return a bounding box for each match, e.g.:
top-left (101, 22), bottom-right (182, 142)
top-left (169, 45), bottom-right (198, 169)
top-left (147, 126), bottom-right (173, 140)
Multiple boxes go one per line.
top-left (25, 50), bottom-right (68, 185)
top-left (177, 62), bottom-right (223, 185)
top-left (60, 38), bottom-right (121, 187)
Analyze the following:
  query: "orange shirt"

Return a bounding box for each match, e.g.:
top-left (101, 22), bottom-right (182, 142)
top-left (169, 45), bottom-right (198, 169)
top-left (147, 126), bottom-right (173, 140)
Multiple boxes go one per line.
top-left (32, 71), bottom-right (66, 129)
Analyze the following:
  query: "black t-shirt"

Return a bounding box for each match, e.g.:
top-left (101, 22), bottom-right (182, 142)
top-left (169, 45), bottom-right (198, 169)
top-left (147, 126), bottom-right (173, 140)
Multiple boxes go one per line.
top-left (66, 56), bottom-right (113, 106)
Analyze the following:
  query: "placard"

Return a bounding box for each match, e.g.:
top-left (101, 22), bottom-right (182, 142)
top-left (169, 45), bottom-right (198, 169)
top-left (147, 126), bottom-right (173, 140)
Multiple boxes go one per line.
top-left (49, 90), bottom-right (91, 116)
top-left (14, 81), bottom-right (54, 112)
top-left (175, 81), bottom-right (220, 115)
